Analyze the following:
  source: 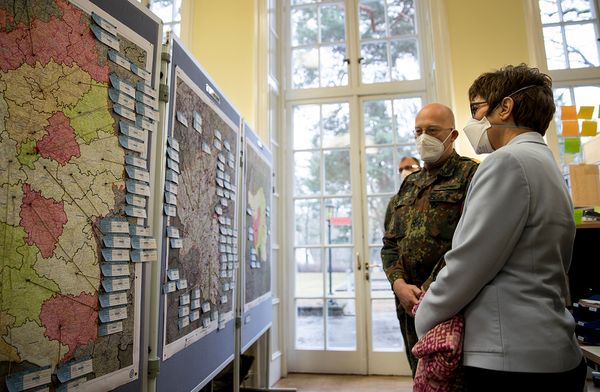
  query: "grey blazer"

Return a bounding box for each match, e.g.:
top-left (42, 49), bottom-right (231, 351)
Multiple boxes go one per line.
top-left (415, 132), bottom-right (582, 372)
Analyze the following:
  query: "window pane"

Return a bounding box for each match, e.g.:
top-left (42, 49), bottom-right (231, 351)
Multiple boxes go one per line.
top-left (293, 104), bottom-right (320, 149)
top-left (327, 299), bottom-right (356, 349)
top-left (369, 246), bottom-right (390, 297)
top-left (324, 197), bottom-right (352, 244)
top-left (320, 4), bottom-right (346, 43)
top-left (371, 299), bottom-right (403, 350)
top-left (149, 0), bottom-right (173, 22)
top-left (368, 195), bottom-right (391, 244)
top-left (565, 23), bottom-right (600, 68)
top-left (561, 0), bottom-right (593, 21)
top-left (366, 147), bottom-right (395, 194)
top-left (292, 6), bottom-right (318, 46)
top-left (292, 48), bottom-right (320, 88)
top-left (322, 103), bottom-right (350, 148)
top-left (170, 23), bottom-right (180, 37)
top-left (390, 38), bottom-right (420, 80)
top-left (324, 149), bottom-right (351, 194)
top-left (361, 42), bottom-right (390, 83)
top-left (393, 97), bottom-right (422, 142)
top-left (573, 85), bottom-right (600, 104)
top-left (359, 0), bottom-right (386, 40)
top-left (294, 151), bottom-right (320, 196)
top-left (540, 0), bottom-right (560, 23)
top-left (388, 0), bottom-right (416, 36)
top-left (320, 45), bottom-right (348, 87)
top-left (327, 247), bottom-right (354, 296)
top-left (296, 298), bottom-right (324, 349)
top-left (295, 199), bottom-right (321, 245)
top-left (292, 0), bottom-right (319, 5)
top-left (295, 248), bottom-right (323, 296)
top-left (543, 26), bottom-right (567, 69)
top-left (364, 99), bottom-right (393, 145)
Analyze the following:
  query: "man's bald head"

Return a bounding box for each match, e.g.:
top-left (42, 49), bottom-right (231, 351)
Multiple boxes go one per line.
top-left (415, 103), bottom-right (455, 129)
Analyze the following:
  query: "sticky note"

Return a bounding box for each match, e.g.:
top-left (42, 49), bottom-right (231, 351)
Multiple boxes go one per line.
top-left (594, 206), bottom-right (600, 214)
top-left (564, 138), bottom-right (580, 154)
top-left (560, 105), bottom-right (577, 120)
top-left (577, 106), bottom-right (594, 119)
top-left (561, 121), bottom-right (579, 136)
top-left (581, 121), bottom-right (597, 137)
top-left (573, 209), bottom-right (583, 225)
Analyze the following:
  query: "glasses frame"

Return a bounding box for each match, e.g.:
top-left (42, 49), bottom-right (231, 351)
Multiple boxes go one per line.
top-left (469, 101), bottom-right (487, 117)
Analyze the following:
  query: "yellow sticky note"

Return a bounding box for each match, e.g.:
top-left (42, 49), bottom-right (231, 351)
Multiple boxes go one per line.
top-left (577, 106), bottom-right (594, 119)
top-left (581, 121), bottom-right (597, 137)
top-left (573, 209), bottom-right (583, 225)
top-left (561, 105), bottom-right (577, 120)
top-left (562, 120), bottom-right (579, 136)
top-left (564, 138), bottom-right (580, 154)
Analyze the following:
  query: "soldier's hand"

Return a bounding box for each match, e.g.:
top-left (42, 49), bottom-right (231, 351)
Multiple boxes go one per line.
top-left (392, 279), bottom-right (423, 314)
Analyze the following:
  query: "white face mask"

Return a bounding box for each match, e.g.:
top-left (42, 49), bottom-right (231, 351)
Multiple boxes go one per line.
top-left (400, 169), bottom-right (413, 180)
top-left (415, 131), bottom-right (452, 164)
top-left (463, 117), bottom-right (494, 154)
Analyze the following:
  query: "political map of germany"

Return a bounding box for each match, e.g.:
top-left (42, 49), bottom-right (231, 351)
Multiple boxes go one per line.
top-left (0, 0), bottom-right (150, 389)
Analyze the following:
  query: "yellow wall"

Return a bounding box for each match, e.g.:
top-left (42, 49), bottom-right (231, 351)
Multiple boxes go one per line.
top-left (443, 0), bottom-right (533, 156)
top-left (190, 0), bottom-right (256, 130)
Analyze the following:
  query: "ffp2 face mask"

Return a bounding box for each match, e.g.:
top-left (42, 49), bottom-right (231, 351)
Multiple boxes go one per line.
top-left (464, 117), bottom-right (494, 154)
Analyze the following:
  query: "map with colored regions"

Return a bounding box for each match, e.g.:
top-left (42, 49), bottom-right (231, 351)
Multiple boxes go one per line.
top-left (244, 132), bottom-right (272, 309)
top-left (162, 67), bottom-right (238, 358)
top-left (0, 0), bottom-right (155, 390)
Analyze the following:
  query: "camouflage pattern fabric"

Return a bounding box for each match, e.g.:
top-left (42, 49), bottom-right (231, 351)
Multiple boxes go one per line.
top-left (381, 150), bottom-right (478, 375)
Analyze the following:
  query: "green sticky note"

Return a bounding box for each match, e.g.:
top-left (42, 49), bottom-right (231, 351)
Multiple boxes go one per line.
top-left (573, 209), bottom-right (583, 225)
top-left (564, 138), bottom-right (581, 153)
top-left (594, 206), bottom-right (600, 214)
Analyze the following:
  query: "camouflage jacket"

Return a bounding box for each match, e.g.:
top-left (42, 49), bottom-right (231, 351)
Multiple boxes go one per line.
top-left (381, 151), bottom-right (478, 292)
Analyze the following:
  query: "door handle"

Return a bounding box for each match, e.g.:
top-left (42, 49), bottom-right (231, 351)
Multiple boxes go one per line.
top-left (356, 253), bottom-right (361, 271)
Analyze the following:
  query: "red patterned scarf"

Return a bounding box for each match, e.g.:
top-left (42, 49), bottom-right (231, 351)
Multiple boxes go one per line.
top-left (412, 311), bottom-right (464, 391)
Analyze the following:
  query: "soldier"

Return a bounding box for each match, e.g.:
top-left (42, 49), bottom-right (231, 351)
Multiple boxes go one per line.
top-left (381, 103), bottom-right (478, 377)
top-left (399, 155), bottom-right (420, 181)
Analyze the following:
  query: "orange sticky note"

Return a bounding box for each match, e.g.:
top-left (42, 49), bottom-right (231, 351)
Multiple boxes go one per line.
top-left (562, 120), bottom-right (579, 136)
top-left (581, 121), bottom-right (597, 136)
top-left (577, 106), bottom-right (594, 119)
top-left (561, 105), bottom-right (577, 120)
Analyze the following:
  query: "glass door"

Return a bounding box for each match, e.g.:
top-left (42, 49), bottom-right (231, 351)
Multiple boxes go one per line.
top-left (288, 99), bottom-right (367, 373)
top-left (359, 95), bottom-right (422, 374)
top-left (285, 0), bottom-right (432, 376)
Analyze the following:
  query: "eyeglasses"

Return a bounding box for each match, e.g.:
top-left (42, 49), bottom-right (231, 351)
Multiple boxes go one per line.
top-left (470, 101), bottom-right (487, 117)
top-left (413, 127), bottom-right (454, 138)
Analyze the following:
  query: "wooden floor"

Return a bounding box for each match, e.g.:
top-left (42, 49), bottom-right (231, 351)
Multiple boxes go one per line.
top-left (272, 373), bottom-right (412, 392)
top-left (271, 373), bottom-right (600, 392)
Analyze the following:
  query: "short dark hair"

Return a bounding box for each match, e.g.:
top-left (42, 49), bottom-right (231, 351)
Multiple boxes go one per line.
top-left (468, 63), bottom-right (555, 135)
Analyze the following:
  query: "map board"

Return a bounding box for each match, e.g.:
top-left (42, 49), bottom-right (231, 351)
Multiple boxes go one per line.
top-left (240, 123), bottom-right (273, 352)
top-left (0, 0), bottom-right (161, 391)
top-left (156, 37), bottom-right (239, 392)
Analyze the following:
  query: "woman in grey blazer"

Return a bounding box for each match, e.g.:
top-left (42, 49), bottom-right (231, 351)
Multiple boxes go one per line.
top-left (414, 64), bottom-right (587, 391)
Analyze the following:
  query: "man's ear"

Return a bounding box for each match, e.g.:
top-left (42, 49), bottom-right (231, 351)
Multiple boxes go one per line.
top-left (450, 128), bottom-right (459, 142)
top-left (497, 96), bottom-right (514, 121)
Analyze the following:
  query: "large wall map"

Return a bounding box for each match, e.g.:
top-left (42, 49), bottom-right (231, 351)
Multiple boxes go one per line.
top-left (0, 0), bottom-right (158, 390)
top-left (243, 130), bottom-right (272, 310)
top-left (161, 67), bottom-right (238, 359)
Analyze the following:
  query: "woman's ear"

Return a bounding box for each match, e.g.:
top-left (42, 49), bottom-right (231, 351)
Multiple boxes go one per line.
top-left (497, 96), bottom-right (514, 121)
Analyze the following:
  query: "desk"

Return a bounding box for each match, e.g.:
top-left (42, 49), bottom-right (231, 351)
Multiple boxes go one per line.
top-left (581, 345), bottom-right (600, 366)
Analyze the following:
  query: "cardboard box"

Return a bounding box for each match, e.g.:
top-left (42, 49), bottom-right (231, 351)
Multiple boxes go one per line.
top-left (569, 164), bottom-right (600, 207)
